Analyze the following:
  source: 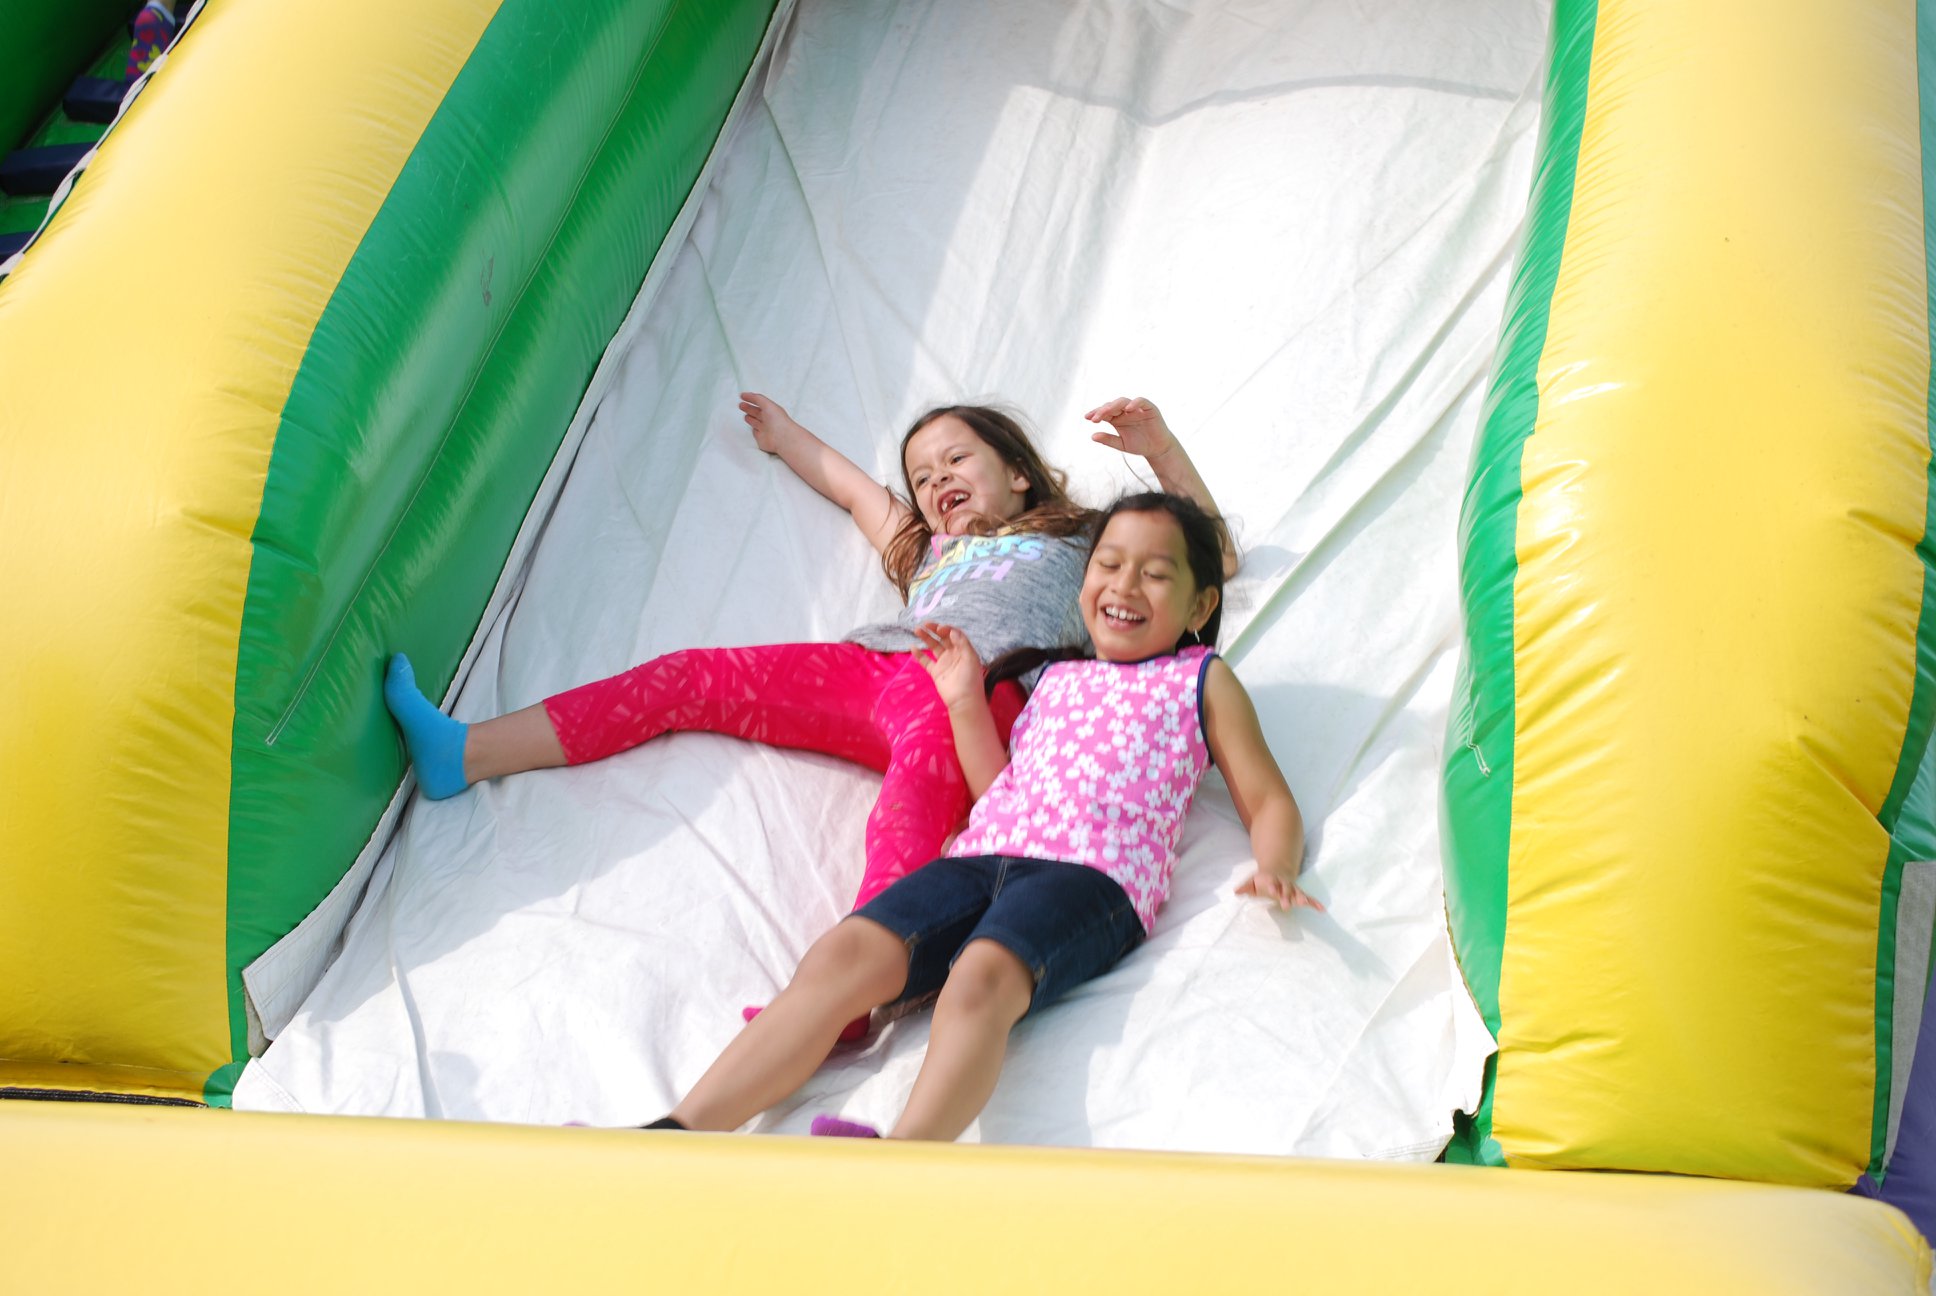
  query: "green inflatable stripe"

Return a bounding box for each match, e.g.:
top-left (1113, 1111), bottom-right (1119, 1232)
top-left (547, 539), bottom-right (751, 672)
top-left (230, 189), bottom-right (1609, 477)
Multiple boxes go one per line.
top-left (220, 0), bottom-right (777, 1099)
top-left (1440, 0), bottom-right (1597, 1167)
top-left (1871, 0), bottom-right (1936, 1175)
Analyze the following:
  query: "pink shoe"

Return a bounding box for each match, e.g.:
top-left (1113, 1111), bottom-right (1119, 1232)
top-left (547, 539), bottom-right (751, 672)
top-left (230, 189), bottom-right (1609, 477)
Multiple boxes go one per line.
top-left (741, 1004), bottom-right (870, 1044)
top-left (810, 1115), bottom-right (880, 1138)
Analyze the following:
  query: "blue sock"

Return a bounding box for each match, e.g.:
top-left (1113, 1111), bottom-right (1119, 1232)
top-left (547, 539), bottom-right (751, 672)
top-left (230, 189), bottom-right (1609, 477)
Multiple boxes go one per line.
top-left (383, 653), bottom-right (470, 799)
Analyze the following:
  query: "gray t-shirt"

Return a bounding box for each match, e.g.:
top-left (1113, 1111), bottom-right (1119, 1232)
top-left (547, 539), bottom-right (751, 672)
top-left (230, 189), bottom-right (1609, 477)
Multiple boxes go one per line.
top-left (846, 532), bottom-right (1091, 673)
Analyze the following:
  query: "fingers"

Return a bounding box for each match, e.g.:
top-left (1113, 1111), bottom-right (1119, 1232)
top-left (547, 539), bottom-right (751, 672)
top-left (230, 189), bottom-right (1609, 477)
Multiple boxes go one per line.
top-left (1091, 431), bottom-right (1124, 451)
top-left (1083, 397), bottom-right (1154, 423)
top-left (738, 392), bottom-right (785, 429)
top-left (913, 622), bottom-right (964, 660)
top-left (1257, 881), bottom-right (1292, 910)
top-left (1236, 871), bottom-right (1324, 914)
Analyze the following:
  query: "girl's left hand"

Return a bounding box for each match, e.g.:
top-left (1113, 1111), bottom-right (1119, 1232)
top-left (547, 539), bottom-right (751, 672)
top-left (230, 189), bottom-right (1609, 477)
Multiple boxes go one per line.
top-left (1085, 396), bottom-right (1178, 461)
top-left (913, 622), bottom-right (985, 709)
top-left (1238, 868), bottom-right (1326, 913)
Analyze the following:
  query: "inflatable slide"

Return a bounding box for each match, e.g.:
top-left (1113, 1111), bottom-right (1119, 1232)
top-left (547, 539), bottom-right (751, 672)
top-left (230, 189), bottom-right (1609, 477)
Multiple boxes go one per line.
top-left (3, 0), bottom-right (1932, 1290)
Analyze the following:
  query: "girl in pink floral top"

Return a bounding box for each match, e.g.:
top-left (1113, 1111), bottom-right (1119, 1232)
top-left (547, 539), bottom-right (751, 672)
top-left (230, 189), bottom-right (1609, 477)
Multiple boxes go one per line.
top-left (649, 493), bottom-right (1313, 1142)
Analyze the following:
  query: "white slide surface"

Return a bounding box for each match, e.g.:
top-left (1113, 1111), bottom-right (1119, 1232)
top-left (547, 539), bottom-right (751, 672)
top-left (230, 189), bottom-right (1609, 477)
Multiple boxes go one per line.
top-left (238, 0), bottom-right (1543, 1158)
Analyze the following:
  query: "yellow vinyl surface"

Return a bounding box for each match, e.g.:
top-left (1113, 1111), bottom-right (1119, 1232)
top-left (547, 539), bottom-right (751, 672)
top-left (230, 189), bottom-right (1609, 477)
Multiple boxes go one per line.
top-left (2, 1103), bottom-right (1929, 1294)
top-left (0, 0), bottom-right (501, 1094)
top-left (1499, 0), bottom-right (1929, 1181)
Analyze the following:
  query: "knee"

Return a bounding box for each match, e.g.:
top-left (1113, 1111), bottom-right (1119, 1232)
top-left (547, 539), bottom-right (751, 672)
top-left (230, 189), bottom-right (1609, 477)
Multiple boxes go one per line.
top-left (796, 918), bottom-right (908, 1003)
top-left (937, 940), bottom-right (1034, 1024)
top-left (653, 647), bottom-right (707, 682)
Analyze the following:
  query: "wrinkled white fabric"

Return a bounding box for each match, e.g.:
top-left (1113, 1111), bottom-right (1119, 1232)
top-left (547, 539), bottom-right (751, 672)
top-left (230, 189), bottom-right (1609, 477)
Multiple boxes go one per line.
top-left (238, 0), bottom-right (1541, 1158)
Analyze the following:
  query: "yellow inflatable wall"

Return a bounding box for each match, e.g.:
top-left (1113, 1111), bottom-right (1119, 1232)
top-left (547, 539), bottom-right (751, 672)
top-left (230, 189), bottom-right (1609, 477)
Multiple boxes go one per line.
top-left (0, 0), bottom-right (1931, 1290)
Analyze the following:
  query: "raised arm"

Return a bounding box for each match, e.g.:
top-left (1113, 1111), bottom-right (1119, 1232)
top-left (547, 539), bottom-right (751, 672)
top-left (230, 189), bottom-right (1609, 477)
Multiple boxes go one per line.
top-left (1202, 658), bottom-right (1319, 912)
top-left (741, 392), bottom-right (911, 555)
top-left (1085, 396), bottom-right (1239, 578)
top-left (912, 623), bottom-right (1009, 800)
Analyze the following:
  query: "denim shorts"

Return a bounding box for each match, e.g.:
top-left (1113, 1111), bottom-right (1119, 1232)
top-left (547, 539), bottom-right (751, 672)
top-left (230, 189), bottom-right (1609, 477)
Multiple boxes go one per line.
top-left (852, 854), bottom-right (1146, 1016)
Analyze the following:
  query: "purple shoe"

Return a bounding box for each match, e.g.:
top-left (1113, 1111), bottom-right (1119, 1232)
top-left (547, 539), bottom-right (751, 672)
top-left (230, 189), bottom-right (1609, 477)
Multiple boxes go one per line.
top-left (810, 1115), bottom-right (880, 1138)
top-left (126, 3), bottom-right (179, 79)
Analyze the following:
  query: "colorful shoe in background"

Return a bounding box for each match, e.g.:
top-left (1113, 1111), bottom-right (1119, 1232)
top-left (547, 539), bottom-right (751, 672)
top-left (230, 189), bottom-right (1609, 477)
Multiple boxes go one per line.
top-left (126, 2), bottom-right (180, 80)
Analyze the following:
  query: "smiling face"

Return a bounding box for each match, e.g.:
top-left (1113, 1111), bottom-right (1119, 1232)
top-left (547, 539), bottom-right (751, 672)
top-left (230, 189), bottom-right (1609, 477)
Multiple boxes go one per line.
top-left (902, 415), bottom-right (1033, 536)
top-left (1080, 508), bottom-right (1220, 662)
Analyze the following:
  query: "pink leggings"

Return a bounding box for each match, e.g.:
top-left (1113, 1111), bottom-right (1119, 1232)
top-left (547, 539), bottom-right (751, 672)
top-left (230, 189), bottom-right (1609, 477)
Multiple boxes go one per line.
top-left (542, 642), bottom-right (1025, 908)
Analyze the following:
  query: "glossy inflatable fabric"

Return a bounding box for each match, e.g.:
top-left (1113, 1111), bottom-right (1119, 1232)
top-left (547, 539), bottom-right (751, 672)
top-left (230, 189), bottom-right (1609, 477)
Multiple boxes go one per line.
top-left (1445, 0), bottom-right (1936, 1185)
top-left (0, 0), bottom-right (774, 1102)
top-left (4, 1103), bottom-right (1932, 1294)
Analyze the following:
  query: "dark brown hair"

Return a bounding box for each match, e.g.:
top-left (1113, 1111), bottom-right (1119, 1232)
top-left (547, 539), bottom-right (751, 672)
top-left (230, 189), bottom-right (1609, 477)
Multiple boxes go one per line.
top-left (983, 490), bottom-right (1233, 690)
top-left (882, 404), bottom-right (1097, 597)
top-left (1102, 490), bottom-right (1231, 650)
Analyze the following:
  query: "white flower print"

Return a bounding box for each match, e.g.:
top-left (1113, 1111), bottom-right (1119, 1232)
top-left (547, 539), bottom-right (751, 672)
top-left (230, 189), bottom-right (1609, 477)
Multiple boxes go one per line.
top-left (950, 651), bottom-right (1211, 932)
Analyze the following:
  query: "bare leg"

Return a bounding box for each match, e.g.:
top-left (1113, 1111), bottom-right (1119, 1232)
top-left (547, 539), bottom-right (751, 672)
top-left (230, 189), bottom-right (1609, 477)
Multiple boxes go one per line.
top-left (671, 918), bottom-right (910, 1132)
top-left (463, 704), bottom-right (568, 783)
top-left (888, 939), bottom-right (1033, 1141)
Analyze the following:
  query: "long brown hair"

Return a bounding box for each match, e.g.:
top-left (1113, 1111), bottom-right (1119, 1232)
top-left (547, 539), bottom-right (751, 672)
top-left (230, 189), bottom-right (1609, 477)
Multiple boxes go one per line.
top-left (883, 404), bottom-right (1096, 597)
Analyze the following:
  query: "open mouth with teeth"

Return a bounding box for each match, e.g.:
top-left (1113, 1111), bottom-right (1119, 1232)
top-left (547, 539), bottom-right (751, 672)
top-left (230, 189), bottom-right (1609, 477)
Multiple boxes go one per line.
top-left (937, 489), bottom-right (971, 519)
top-left (1100, 604), bottom-right (1146, 629)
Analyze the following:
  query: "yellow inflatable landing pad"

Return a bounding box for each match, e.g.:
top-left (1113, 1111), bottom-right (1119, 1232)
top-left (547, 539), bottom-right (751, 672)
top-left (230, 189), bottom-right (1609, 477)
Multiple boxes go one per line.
top-left (3, 1104), bottom-right (1928, 1293)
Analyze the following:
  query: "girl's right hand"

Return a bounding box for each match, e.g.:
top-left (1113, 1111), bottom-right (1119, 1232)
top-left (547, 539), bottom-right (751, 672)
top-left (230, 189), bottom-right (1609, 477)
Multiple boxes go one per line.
top-left (740, 391), bottom-right (806, 456)
top-left (912, 622), bottom-right (985, 710)
top-left (737, 391), bottom-right (910, 556)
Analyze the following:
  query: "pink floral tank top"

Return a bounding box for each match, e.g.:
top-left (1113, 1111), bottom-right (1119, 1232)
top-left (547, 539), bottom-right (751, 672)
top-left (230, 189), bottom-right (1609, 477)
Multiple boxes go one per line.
top-left (949, 646), bottom-right (1216, 932)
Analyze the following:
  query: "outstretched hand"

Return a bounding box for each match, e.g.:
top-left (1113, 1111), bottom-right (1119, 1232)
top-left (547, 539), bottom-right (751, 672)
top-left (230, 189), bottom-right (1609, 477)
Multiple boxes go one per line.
top-left (740, 391), bottom-right (807, 457)
top-left (1085, 396), bottom-right (1178, 462)
top-left (1237, 868), bottom-right (1326, 913)
top-left (912, 622), bottom-right (985, 710)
